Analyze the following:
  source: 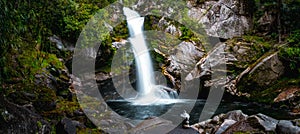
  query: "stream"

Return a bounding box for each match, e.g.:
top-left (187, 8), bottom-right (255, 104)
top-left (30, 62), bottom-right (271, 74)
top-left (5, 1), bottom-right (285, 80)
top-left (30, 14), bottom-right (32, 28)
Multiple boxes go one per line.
top-left (107, 99), bottom-right (298, 124)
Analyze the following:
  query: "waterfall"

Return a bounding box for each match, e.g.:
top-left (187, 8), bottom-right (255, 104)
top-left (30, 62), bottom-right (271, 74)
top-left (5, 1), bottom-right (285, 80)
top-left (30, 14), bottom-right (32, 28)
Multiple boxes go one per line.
top-left (123, 7), bottom-right (178, 105)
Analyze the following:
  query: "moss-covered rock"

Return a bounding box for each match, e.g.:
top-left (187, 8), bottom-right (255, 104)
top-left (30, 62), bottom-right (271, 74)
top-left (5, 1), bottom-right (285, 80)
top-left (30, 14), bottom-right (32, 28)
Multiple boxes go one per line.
top-left (237, 52), bottom-right (284, 94)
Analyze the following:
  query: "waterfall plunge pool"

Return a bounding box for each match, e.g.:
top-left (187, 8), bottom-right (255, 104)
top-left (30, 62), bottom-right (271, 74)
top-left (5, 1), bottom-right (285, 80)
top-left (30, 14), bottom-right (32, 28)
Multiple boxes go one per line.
top-left (106, 99), bottom-right (298, 124)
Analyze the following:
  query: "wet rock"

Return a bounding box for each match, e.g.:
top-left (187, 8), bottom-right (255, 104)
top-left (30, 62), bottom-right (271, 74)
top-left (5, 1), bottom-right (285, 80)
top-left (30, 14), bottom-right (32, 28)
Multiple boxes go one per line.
top-left (293, 119), bottom-right (300, 127)
top-left (191, 110), bottom-right (300, 133)
top-left (223, 113), bottom-right (278, 133)
top-left (215, 119), bottom-right (236, 134)
top-left (193, 119), bottom-right (217, 134)
top-left (0, 97), bottom-right (51, 134)
top-left (274, 87), bottom-right (300, 103)
top-left (166, 41), bottom-right (205, 82)
top-left (168, 126), bottom-right (199, 134)
top-left (211, 113), bottom-right (226, 124)
top-left (256, 113), bottom-right (278, 132)
top-left (49, 35), bottom-right (74, 51)
top-left (272, 87), bottom-right (300, 115)
top-left (225, 110), bottom-right (248, 122)
top-left (192, 110), bottom-right (247, 133)
top-left (186, 43), bottom-right (228, 81)
top-left (130, 117), bottom-right (175, 134)
top-left (56, 117), bottom-right (85, 134)
top-left (276, 120), bottom-right (300, 134)
top-left (91, 111), bottom-right (132, 134)
top-left (155, 41), bottom-right (205, 89)
top-left (73, 109), bottom-right (85, 116)
top-left (112, 39), bottom-right (128, 49)
top-left (223, 115), bottom-right (263, 133)
top-left (34, 64), bottom-right (72, 100)
top-left (168, 41), bottom-right (205, 72)
top-left (95, 72), bottom-right (112, 82)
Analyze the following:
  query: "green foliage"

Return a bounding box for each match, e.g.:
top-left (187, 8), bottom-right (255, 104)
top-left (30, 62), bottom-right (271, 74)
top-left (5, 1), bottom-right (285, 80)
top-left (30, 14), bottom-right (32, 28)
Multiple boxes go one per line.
top-left (179, 26), bottom-right (194, 41)
top-left (279, 30), bottom-right (300, 74)
top-left (111, 21), bottom-right (129, 40)
top-left (150, 50), bottom-right (165, 64)
top-left (17, 50), bottom-right (64, 82)
top-left (287, 30), bottom-right (300, 45)
top-left (0, 0), bottom-right (117, 83)
top-left (243, 35), bottom-right (272, 51)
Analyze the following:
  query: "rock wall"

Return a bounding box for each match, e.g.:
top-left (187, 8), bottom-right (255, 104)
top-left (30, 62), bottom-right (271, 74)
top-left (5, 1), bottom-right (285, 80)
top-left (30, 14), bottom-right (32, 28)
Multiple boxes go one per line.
top-left (187, 0), bottom-right (252, 39)
top-left (131, 0), bottom-right (253, 39)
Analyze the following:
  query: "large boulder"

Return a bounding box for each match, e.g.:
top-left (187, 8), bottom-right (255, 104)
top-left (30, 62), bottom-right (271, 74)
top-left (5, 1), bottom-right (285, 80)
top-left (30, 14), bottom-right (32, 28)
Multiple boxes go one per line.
top-left (237, 52), bottom-right (284, 92)
top-left (223, 114), bottom-right (275, 133)
top-left (276, 120), bottom-right (300, 134)
top-left (56, 117), bottom-right (85, 134)
top-left (164, 41), bottom-right (205, 89)
top-left (224, 110), bottom-right (248, 122)
top-left (215, 119), bottom-right (236, 134)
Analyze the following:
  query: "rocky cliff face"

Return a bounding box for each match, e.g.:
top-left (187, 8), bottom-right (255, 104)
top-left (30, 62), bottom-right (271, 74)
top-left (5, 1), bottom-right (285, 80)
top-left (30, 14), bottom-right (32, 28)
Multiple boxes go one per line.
top-left (187, 0), bottom-right (252, 39)
top-left (130, 0), bottom-right (253, 39)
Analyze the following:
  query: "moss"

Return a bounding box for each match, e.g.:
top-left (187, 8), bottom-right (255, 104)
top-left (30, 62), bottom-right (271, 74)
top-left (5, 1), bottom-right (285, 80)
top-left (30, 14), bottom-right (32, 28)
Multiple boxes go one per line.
top-left (111, 21), bottom-right (129, 40)
top-left (53, 97), bottom-right (80, 116)
top-left (15, 49), bottom-right (65, 83)
top-left (247, 77), bottom-right (300, 103)
top-left (144, 15), bottom-right (206, 44)
top-left (278, 30), bottom-right (300, 75)
top-left (226, 36), bottom-right (270, 73)
top-left (77, 128), bottom-right (104, 134)
top-left (243, 35), bottom-right (271, 49)
top-left (37, 121), bottom-right (43, 129)
top-left (150, 50), bottom-right (165, 66)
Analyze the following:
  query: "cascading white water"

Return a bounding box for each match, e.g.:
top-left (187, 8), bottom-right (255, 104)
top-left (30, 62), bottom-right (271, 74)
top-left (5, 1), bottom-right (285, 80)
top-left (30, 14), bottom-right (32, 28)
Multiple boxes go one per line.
top-left (123, 7), bottom-right (178, 105)
top-left (123, 7), bottom-right (155, 96)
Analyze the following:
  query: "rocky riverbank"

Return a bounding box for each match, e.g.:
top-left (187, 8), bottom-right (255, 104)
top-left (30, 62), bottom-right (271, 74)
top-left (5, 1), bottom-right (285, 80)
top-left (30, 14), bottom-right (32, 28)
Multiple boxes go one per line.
top-left (191, 110), bottom-right (300, 134)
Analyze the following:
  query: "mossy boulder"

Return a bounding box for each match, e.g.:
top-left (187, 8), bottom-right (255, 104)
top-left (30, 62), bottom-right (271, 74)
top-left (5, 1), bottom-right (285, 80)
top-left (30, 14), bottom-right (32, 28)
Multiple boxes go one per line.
top-left (237, 52), bottom-right (284, 94)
